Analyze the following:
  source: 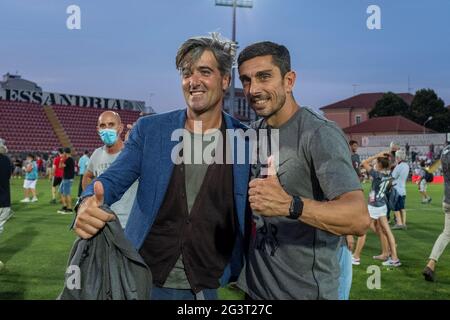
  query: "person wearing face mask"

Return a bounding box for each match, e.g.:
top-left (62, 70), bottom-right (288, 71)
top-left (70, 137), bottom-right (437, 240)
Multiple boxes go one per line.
top-left (81, 111), bottom-right (138, 228)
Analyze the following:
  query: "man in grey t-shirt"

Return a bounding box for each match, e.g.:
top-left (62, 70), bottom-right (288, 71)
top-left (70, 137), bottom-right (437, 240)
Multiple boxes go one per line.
top-left (349, 140), bottom-right (362, 181)
top-left (236, 42), bottom-right (370, 299)
top-left (82, 111), bottom-right (138, 228)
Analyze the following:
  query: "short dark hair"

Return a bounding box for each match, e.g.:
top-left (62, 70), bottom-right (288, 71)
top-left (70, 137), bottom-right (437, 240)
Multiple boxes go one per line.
top-left (238, 41), bottom-right (291, 77)
top-left (27, 153), bottom-right (35, 160)
top-left (84, 150), bottom-right (89, 155)
top-left (58, 148), bottom-right (64, 154)
top-left (420, 160), bottom-right (426, 167)
top-left (349, 140), bottom-right (358, 146)
top-left (64, 147), bottom-right (71, 154)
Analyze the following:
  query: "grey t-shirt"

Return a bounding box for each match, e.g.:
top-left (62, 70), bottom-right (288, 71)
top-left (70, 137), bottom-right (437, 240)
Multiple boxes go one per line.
top-left (163, 129), bottom-right (220, 289)
top-left (351, 153), bottom-right (361, 177)
top-left (237, 107), bottom-right (362, 300)
top-left (368, 170), bottom-right (391, 207)
top-left (87, 146), bottom-right (139, 228)
top-left (442, 145), bottom-right (450, 204)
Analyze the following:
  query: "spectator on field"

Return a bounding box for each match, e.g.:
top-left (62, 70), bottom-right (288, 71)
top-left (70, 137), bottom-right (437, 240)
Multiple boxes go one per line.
top-left (0, 140), bottom-right (14, 269)
top-left (36, 155), bottom-right (44, 177)
top-left (353, 152), bottom-right (401, 267)
top-left (57, 148), bottom-right (75, 215)
top-left (82, 111), bottom-right (138, 228)
top-left (417, 160), bottom-right (432, 204)
top-left (46, 156), bottom-right (53, 180)
top-left (423, 143), bottom-right (450, 281)
top-left (13, 157), bottom-right (22, 179)
top-left (391, 149), bottom-right (410, 230)
top-left (0, 140), bottom-right (14, 235)
top-left (50, 148), bottom-right (64, 205)
top-left (411, 148), bottom-right (418, 163)
top-left (20, 154), bottom-right (39, 203)
top-left (77, 150), bottom-right (90, 197)
top-left (349, 140), bottom-right (362, 182)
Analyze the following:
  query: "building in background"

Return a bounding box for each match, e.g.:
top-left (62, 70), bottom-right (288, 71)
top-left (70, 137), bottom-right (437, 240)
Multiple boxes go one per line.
top-left (223, 88), bottom-right (257, 124)
top-left (343, 115), bottom-right (434, 146)
top-left (320, 92), bottom-right (414, 130)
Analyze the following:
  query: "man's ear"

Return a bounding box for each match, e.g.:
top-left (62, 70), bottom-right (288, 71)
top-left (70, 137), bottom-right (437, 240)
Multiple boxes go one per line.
top-left (284, 71), bottom-right (297, 94)
top-left (117, 123), bottom-right (124, 135)
top-left (222, 73), bottom-right (231, 91)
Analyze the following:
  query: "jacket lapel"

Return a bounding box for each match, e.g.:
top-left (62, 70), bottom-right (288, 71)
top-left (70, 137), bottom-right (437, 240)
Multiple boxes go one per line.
top-left (223, 113), bottom-right (250, 236)
top-left (154, 110), bottom-right (186, 214)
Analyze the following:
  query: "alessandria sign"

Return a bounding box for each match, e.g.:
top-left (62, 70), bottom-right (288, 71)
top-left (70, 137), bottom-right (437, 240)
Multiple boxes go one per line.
top-left (0, 88), bottom-right (144, 111)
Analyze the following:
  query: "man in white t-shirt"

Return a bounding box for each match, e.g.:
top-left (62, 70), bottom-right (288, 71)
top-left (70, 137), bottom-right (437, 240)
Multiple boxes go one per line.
top-left (82, 111), bottom-right (138, 228)
top-left (391, 149), bottom-right (410, 230)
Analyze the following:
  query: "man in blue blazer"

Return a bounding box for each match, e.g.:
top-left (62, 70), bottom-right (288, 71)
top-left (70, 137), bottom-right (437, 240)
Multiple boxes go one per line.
top-left (74, 34), bottom-right (251, 300)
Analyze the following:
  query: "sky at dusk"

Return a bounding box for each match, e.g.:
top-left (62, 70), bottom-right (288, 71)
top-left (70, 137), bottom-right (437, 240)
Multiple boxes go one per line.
top-left (1, 0), bottom-right (449, 113)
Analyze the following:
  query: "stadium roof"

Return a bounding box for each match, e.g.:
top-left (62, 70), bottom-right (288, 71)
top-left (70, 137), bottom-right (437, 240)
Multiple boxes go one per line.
top-left (343, 115), bottom-right (433, 134)
top-left (320, 92), bottom-right (415, 111)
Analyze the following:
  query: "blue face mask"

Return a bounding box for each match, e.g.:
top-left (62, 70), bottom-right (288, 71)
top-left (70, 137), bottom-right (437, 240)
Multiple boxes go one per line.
top-left (99, 129), bottom-right (118, 146)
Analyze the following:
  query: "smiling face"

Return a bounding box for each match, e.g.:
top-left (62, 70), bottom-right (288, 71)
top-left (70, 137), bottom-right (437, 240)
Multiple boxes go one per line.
top-left (181, 50), bottom-right (230, 116)
top-left (238, 55), bottom-right (295, 119)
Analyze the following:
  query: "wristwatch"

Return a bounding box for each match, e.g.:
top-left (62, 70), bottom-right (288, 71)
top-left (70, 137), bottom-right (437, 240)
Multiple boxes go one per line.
top-left (288, 195), bottom-right (303, 220)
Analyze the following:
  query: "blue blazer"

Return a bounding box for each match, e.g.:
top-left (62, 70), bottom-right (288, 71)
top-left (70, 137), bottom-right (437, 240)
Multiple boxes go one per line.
top-left (83, 109), bottom-right (251, 285)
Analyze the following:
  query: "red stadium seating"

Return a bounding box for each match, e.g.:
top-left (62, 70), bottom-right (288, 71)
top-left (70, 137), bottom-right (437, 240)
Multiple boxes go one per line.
top-left (52, 105), bottom-right (141, 153)
top-left (0, 101), bottom-right (60, 153)
top-left (0, 101), bottom-right (141, 154)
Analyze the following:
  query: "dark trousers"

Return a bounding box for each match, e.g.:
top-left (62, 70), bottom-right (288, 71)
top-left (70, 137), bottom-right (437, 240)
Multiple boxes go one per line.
top-left (78, 175), bottom-right (83, 197)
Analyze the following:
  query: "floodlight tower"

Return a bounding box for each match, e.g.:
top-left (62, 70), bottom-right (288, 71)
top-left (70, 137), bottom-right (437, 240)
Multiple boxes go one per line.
top-left (215, 0), bottom-right (253, 117)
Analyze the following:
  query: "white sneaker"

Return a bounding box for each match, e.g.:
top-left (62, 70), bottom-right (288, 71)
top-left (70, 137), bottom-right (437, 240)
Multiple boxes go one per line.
top-left (31, 197), bottom-right (38, 202)
top-left (352, 256), bottom-right (361, 266)
top-left (382, 258), bottom-right (401, 267)
top-left (20, 198), bottom-right (31, 203)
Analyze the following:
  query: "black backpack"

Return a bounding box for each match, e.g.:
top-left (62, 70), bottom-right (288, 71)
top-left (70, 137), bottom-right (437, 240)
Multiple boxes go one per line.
top-left (424, 171), bottom-right (434, 183)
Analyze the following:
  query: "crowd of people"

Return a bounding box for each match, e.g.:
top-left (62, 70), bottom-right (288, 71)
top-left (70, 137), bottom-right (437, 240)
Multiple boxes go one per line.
top-left (349, 139), bottom-right (450, 284)
top-left (0, 35), bottom-right (450, 300)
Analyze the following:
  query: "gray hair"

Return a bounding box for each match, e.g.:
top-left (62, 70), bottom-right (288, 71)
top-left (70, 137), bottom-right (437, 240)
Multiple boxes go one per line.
top-left (395, 149), bottom-right (406, 161)
top-left (175, 32), bottom-right (236, 77)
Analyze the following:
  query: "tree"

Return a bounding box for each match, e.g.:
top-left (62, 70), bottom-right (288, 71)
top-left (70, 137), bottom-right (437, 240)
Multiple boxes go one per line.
top-left (410, 89), bottom-right (449, 133)
top-left (369, 92), bottom-right (409, 118)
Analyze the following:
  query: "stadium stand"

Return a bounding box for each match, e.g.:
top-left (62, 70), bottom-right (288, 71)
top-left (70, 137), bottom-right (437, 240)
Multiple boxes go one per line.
top-left (0, 100), bottom-right (141, 154)
top-left (52, 105), bottom-right (141, 153)
top-left (0, 100), bottom-right (60, 153)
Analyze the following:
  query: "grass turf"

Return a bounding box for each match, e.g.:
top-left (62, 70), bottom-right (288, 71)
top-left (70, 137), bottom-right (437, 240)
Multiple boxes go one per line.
top-left (0, 177), bottom-right (449, 299)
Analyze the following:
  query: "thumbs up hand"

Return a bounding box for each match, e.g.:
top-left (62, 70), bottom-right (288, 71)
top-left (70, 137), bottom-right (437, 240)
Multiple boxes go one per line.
top-left (74, 180), bottom-right (115, 239)
top-left (248, 155), bottom-right (293, 217)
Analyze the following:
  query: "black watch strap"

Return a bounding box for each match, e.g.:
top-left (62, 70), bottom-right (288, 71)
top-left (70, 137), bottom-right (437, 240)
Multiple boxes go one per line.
top-left (288, 195), bottom-right (303, 220)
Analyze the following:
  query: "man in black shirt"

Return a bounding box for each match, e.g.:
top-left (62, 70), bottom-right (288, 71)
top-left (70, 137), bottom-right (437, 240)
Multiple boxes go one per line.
top-left (58, 147), bottom-right (75, 214)
top-left (1, 139), bottom-right (14, 269)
